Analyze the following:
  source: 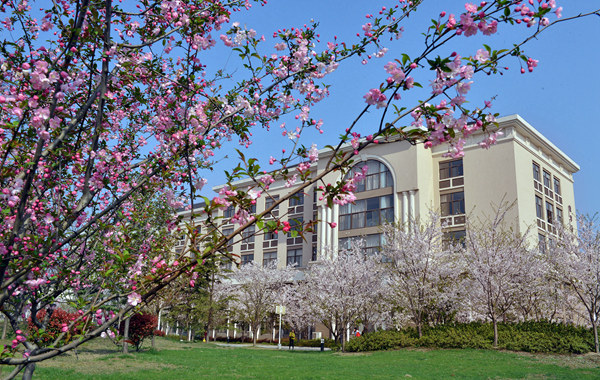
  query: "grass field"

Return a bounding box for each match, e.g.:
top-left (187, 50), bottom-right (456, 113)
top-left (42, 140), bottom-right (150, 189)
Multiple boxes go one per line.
top-left (18, 338), bottom-right (600, 379)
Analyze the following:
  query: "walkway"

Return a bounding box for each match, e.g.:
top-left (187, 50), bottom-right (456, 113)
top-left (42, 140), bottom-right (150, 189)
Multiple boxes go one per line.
top-left (216, 343), bottom-right (331, 351)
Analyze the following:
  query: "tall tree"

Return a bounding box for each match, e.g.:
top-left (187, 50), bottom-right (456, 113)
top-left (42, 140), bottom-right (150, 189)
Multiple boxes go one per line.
top-left (225, 262), bottom-right (294, 346)
top-left (382, 213), bottom-right (462, 338)
top-left (462, 204), bottom-right (533, 347)
top-left (302, 243), bottom-right (384, 351)
top-left (551, 214), bottom-right (600, 352)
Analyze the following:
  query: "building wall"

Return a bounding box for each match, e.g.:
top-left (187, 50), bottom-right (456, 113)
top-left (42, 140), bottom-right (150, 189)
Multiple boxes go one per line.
top-left (177, 115), bottom-right (579, 267)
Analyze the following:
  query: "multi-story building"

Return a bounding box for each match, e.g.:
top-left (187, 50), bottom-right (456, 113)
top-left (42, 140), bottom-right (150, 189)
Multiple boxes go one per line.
top-left (179, 114), bottom-right (578, 267)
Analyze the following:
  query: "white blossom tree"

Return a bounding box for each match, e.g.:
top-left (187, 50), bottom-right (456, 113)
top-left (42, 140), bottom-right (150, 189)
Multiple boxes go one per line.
top-left (226, 262), bottom-right (295, 346)
top-left (551, 214), bottom-right (600, 352)
top-left (302, 242), bottom-right (384, 351)
top-left (462, 204), bottom-right (533, 347)
top-left (382, 213), bottom-right (462, 338)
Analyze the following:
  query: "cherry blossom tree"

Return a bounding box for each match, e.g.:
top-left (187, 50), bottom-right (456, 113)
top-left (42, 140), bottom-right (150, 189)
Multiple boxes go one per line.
top-left (382, 213), bottom-right (462, 338)
top-left (302, 243), bottom-right (384, 351)
top-left (551, 214), bottom-right (600, 353)
top-left (462, 204), bottom-right (534, 347)
top-left (0, 0), bottom-right (598, 377)
top-left (224, 261), bottom-right (294, 346)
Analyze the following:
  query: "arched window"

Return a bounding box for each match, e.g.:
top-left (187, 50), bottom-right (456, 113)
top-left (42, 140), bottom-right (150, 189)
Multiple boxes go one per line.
top-left (339, 159), bottom-right (394, 232)
top-left (347, 159), bottom-right (393, 193)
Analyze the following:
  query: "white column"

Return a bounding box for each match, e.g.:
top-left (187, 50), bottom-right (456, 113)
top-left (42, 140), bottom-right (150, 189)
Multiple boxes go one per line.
top-left (394, 193), bottom-right (401, 224)
top-left (234, 323), bottom-right (237, 339)
top-left (346, 323), bottom-right (350, 343)
top-left (227, 319), bottom-right (230, 340)
top-left (319, 205), bottom-right (327, 254)
top-left (409, 190), bottom-right (416, 223)
top-left (332, 204), bottom-right (339, 253)
top-left (272, 328), bottom-right (276, 341)
top-left (402, 192), bottom-right (409, 228)
top-left (326, 207), bottom-right (333, 253)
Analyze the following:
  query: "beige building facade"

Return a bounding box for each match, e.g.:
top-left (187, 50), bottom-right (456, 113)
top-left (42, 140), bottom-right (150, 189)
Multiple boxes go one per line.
top-left (180, 114), bottom-right (578, 266)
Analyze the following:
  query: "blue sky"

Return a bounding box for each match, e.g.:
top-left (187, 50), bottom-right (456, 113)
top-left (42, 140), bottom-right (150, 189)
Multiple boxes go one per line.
top-left (201, 0), bottom-right (600, 215)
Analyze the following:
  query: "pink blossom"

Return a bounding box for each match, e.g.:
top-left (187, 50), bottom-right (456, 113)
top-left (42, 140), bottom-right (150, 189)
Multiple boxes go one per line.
top-left (555, 7), bottom-right (562, 18)
top-left (460, 14), bottom-right (478, 37)
top-left (475, 49), bottom-right (490, 63)
top-left (308, 144), bottom-right (319, 163)
top-left (363, 88), bottom-right (387, 108)
top-left (465, 3), bottom-right (477, 13)
top-left (384, 62), bottom-right (405, 84)
top-left (127, 292), bottom-right (142, 306)
top-left (285, 174), bottom-right (298, 188)
top-left (274, 42), bottom-right (286, 51)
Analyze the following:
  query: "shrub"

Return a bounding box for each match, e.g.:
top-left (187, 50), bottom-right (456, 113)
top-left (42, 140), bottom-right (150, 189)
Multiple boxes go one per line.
top-left (119, 313), bottom-right (158, 351)
top-left (27, 308), bottom-right (83, 346)
top-left (345, 321), bottom-right (595, 354)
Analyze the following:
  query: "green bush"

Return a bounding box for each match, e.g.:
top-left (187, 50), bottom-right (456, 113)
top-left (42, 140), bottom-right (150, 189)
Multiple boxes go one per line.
top-left (345, 321), bottom-right (594, 354)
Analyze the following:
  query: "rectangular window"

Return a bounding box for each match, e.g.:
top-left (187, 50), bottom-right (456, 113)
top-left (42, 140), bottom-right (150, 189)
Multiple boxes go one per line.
top-left (339, 234), bottom-right (383, 255)
top-left (242, 226), bottom-right (255, 244)
top-left (535, 196), bottom-right (543, 219)
top-left (263, 251), bottom-right (277, 267)
top-left (312, 245), bottom-right (317, 261)
top-left (224, 206), bottom-right (235, 219)
top-left (443, 230), bottom-right (466, 248)
top-left (532, 162), bottom-right (541, 182)
top-left (288, 217), bottom-right (303, 237)
top-left (543, 170), bottom-right (551, 188)
top-left (546, 201), bottom-right (554, 223)
top-left (264, 229), bottom-right (278, 241)
top-left (289, 192), bottom-right (304, 206)
top-left (222, 227), bottom-right (234, 251)
top-left (241, 253), bottom-right (254, 266)
top-left (440, 159), bottom-right (464, 180)
top-left (265, 195), bottom-right (280, 216)
top-left (338, 195), bottom-right (394, 231)
top-left (553, 177), bottom-right (561, 195)
top-left (556, 207), bottom-right (563, 224)
top-left (440, 191), bottom-right (465, 216)
top-left (287, 248), bottom-right (302, 266)
top-left (538, 233), bottom-right (546, 254)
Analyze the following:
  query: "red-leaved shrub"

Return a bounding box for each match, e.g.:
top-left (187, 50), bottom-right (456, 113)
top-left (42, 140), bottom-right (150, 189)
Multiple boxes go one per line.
top-left (119, 313), bottom-right (158, 351)
top-left (27, 308), bottom-right (83, 345)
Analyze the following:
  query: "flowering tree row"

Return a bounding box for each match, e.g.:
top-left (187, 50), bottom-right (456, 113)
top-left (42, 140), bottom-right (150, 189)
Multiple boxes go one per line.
top-left (222, 209), bottom-right (599, 352)
top-left (1, 0), bottom-right (598, 377)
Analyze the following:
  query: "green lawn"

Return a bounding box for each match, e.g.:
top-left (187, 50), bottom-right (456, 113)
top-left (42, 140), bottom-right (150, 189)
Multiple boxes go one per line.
top-left (28, 338), bottom-right (600, 379)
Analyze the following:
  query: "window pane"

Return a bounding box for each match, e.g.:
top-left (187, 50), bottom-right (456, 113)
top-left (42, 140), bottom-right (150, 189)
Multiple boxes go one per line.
top-left (366, 197), bottom-right (380, 210)
top-left (352, 213), bottom-right (365, 229)
top-left (339, 215), bottom-right (351, 231)
top-left (533, 163), bottom-right (540, 181)
top-left (365, 210), bottom-right (379, 227)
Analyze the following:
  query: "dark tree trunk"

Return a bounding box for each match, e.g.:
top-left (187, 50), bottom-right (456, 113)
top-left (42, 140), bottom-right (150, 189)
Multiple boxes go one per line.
top-left (1, 317), bottom-right (7, 340)
top-left (22, 362), bottom-right (36, 380)
top-left (122, 317), bottom-right (130, 354)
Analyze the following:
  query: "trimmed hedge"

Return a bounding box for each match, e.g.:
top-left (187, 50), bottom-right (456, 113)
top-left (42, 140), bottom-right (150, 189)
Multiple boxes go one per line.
top-left (345, 321), bottom-right (594, 354)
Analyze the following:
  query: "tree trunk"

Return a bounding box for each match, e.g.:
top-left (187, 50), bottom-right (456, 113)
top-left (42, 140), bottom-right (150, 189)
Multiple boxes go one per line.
top-left (122, 317), bottom-right (130, 354)
top-left (492, 317), bottom-right (498, 348)
top-left (417, 322), bottom-right (422, 339)
top-left (1, 317), bottom-right (7, 340)
top-left (22, 362), bottom-right (36, 380)
top-left (593, 317), bottom-right (599, 353)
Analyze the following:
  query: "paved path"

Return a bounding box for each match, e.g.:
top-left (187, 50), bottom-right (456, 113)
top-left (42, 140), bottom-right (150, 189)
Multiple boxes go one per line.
top-left (216, 343), bottom-right (331, 351)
